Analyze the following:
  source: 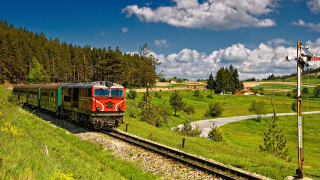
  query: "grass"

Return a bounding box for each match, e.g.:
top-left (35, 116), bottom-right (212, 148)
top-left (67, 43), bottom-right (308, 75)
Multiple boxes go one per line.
top-left (221, 114), bottom-right (320, 179)
top-left (121, 89), bottom-right (320, 179)
top-left (0, 88), bottom-right (157, 179)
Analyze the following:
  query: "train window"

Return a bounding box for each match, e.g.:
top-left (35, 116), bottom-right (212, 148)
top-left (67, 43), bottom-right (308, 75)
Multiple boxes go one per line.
top-left (94, 89), bottom-right (109, 97)
top-left (111, 89), bottom-right (124, 97)
top-left (68, 88), bottom-right (71, 95)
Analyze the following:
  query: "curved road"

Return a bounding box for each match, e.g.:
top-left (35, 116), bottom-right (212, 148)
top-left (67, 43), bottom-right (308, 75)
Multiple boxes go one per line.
top-left (177, 111), bottom-right (320, 137)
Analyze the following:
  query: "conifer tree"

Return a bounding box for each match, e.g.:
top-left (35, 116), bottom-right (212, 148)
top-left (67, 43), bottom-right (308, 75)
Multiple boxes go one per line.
top-left (169, 90), bottom-right (185, 116)
top-left (259, 117), bottom-right (291, 161)
top-left (27, 58), bottom-right (48, 84)
top-left (207, 72), bottom-right (215, 94)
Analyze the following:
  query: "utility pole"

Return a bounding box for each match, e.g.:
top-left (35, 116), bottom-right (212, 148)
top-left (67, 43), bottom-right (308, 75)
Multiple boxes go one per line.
top-left (286, 41), bottom-right (319, 178)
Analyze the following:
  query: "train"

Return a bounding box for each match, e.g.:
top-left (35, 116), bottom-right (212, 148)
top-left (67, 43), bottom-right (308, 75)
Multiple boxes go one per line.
top-left (13, 81), bottom-right (126, 129)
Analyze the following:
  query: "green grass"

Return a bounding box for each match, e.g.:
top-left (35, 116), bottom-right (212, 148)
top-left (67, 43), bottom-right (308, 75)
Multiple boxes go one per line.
top-left (0, 88), bottom-right (156, 179)
top-left (121, 89), bottom-right (320, 179)
top-left (221, 114), bottom-right (320, 179)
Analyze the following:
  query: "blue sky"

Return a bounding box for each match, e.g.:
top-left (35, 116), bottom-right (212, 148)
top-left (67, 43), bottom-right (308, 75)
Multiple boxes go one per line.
top-left (1, 0), bottom-right (320, 80)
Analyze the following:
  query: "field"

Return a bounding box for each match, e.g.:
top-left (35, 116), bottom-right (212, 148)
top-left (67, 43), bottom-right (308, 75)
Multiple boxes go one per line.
top-left (121, 87), bottom-right (320, 179)
top-left (2, 79), bottom-right (320, 179)
top-left (0, 88), bottom-right (156, 179)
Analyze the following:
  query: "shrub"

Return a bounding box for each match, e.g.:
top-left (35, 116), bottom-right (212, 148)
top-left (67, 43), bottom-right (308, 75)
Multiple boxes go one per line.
top-left (292, 101), bottom-right (297, 112)
top-left (140, 104), bottom-right (162, 127)
top-left (183, 104), bottom-right (195, 115)
top-left (207, 123), bottom-right (223, 141)
top-left (286, 91), bottom-right (294, 98)
top-left (179, 121), bottom-right (202, 137)
top-left (154, 92), bottom-right (161, 99)
top-left (127, 90), bottom-right (137, 100)
top-left (205, 102), bottom-right (223, 117)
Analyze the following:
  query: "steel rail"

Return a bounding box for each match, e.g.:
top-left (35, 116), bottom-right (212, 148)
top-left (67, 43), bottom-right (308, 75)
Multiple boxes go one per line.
top-left (103, 129), bottom-right (263, 180)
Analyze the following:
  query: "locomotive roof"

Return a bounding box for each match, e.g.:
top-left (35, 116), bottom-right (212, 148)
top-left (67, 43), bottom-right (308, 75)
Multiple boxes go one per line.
top-left (61, 81), bottom-right (124, 89)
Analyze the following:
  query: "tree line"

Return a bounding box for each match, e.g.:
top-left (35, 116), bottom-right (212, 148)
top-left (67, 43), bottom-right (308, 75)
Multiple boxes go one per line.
top-left (207, 65), bottom-right (244, 94)
top-left (0, 20), bottom-right (159, 87)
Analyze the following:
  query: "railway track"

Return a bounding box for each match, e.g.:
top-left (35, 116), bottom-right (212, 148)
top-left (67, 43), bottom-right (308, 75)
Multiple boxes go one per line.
top-left (103, 129), bottom-right (264, 180)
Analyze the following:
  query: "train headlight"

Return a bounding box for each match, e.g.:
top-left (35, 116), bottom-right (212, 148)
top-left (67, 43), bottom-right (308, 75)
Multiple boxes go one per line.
top-left (119, 107), bottom-right (122, 111)
top-left (96, 107), bottom-right (100, 111)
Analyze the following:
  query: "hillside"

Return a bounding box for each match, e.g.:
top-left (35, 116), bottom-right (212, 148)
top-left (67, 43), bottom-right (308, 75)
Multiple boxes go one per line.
top-left (0, 88), bottom-right (156, 179)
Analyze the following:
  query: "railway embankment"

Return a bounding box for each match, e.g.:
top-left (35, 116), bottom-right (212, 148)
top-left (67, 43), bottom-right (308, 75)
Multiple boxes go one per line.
top-left (0, 88), bottom-right (156, 179)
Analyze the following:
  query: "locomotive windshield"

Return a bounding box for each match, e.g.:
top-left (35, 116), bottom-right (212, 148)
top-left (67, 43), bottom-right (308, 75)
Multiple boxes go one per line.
top-left (111, 89), bottom-right (124, 97)
top-left (94, 89), bottom-right (109, 97)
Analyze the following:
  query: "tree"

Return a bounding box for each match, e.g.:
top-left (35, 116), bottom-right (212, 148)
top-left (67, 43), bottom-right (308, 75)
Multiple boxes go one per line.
top-left (266, 95), bottom-right (278, 119)
top-left (248, 100), bottom-right (267, 122)
top-left (139, 44), bottom-right (161, 108)
top-left (27, 58), bottom-right (48, 84)
top-left (205, 102), bottom-right (223, 117)
top-left (207, 72), bottom-right (215, 94)
top-left (169, 91), bottom-right (185, 116)
top-left (259, 117), bottom-right (291, 161)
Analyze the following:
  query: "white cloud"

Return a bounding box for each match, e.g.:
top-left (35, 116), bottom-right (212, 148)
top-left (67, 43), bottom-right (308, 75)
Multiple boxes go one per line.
top-left (122, 0), bottom-right (277, 30)
top-left (154, 39), bottom-right (320, 80)
top-left (122, 27), bottom-right (128, 33)
top-left (267, 38), bottom-right (293, 47)
top-left (155, 39), bottom-right (168, 47)
top-left (307, 0), bottom-right (320, 14)
top-left (292, 19), bottom-right (320, 32)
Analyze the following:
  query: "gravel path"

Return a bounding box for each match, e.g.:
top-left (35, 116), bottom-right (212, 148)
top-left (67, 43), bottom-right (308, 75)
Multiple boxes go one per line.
top-left (177, 111), bottom-right (320, 137)
top-left (34, 112), bottom-right (218, 179)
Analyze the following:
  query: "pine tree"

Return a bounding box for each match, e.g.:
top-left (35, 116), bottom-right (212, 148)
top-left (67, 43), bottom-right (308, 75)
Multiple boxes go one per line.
top-left (169, 90), bottom-right (185, 116)
top-left (27, 57), bottom-right (48, 84)
top-left (259, 117), bottom-right (291, 161)
top-left (207, 72), bottom-right (215, 94)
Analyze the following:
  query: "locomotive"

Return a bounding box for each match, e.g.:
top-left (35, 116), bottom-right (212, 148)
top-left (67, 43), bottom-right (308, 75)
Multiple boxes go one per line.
top-left (13, 81), bottom-right (126, 129)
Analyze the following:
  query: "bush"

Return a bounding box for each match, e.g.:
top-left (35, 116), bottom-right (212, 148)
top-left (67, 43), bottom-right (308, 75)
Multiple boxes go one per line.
top-left (207, 123), bottom-right (223, 141)
top-left (183, 104), bottom-right (195, 115)
top-left (193, 90), bottom-right (204, 99)
top-left (207, 94), bottom-right (213, 99)
top-left (292, 101), bottom-right (297, 112)
top-left (205, 102), bottom-right (223, 117)
top-left (286, 91), bottom-right (294, 98)
top-left (140, 104), bottom-right (162, 127)
top-left (154, 92), bottom-right (161, 99)
top-left (179, 121), bottom-right (202, 137)
top-left (127, 90), bottom-right (137, 100)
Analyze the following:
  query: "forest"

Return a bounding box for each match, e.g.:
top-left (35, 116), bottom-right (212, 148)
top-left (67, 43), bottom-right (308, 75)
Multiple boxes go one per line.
top-left (0, 20), bottom-right (159, 88)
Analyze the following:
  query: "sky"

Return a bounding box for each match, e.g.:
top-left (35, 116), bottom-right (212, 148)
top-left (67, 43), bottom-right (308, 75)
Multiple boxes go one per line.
top-left (1, 0), bottom-right (320, 80)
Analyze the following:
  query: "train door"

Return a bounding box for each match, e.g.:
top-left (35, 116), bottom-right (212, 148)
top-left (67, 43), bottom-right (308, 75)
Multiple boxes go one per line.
top-left (72, 88), bottom-right (79, 108)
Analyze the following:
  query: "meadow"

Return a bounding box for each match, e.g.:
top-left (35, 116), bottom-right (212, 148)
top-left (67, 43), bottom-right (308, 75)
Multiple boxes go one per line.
top-left (121, 88), bottom-right (320, 179)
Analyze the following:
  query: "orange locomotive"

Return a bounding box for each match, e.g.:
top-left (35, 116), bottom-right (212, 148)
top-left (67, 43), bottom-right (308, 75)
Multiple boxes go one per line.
top-left (13, 81), bottom-right (126, 129)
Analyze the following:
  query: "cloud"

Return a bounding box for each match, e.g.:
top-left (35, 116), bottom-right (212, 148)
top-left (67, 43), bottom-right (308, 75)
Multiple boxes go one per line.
top-left (292, 19), bottom-right (320, 32)
top-left (100, 31), bottom-right (105, 36)
top-left (267, 38), bottom-right (293, 47)
top-left (154, 39), bottom-right (320, 80)
top-left (122, 27), bottom-right (128, 33)
top-left (122, 0), bottom-right (277, 30)
top-left (307, 0), bottom-right (320, 14)
top-left (154, 39), bottom-right (168, 47)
